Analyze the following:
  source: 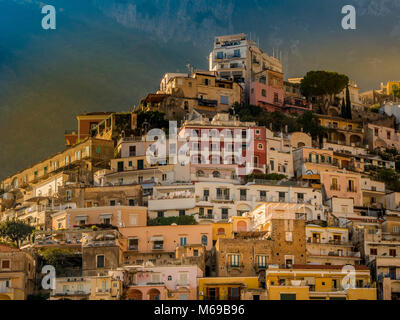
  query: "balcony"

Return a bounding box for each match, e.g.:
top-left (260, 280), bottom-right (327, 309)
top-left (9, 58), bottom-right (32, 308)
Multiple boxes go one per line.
top-left (152, 244), bottom-right (164, 250)
top-left (212, 195), bottom-right (234, 202)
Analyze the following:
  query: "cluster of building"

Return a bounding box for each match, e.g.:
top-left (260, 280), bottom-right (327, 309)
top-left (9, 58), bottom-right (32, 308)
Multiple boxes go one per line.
top-left (1, 34), bottom-right (400, 301)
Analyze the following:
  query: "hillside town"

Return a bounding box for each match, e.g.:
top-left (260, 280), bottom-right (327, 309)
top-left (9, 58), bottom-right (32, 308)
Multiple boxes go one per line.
top-left (1, 33), bottom-right (400, 301)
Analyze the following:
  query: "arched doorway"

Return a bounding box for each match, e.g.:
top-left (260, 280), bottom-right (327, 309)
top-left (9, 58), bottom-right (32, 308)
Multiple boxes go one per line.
top-left (350, 135), bottom-right (362, 146)
top-left (148, 288), bottom-right (161, 300)
top-left (127, 289), bottom-right (143, 300)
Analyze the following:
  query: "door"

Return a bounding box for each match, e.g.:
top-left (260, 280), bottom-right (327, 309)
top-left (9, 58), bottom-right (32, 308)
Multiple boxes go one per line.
top-left (117, 161), bottom-right (124, 172)
top-left (137, 159), bottom-right (144, 170)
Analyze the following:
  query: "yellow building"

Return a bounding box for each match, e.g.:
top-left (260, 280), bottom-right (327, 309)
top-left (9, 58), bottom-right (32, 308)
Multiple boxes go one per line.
top-left (382, 81), bottom-right (400, 96)
top-left (198, 276), bottom-right (259, 300)
top-left (89, 274), bottom-right (123, 300)
top-left (265, 265), bottom-right (376, 300)
top-left (211, 216), bottom-right (251, 245)
top-left (0, 245), bottom-right (36, 300)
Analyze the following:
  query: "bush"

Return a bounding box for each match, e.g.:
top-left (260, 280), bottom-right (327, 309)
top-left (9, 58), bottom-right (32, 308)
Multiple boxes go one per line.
top-left (147, 215), bottom-right (197, 226)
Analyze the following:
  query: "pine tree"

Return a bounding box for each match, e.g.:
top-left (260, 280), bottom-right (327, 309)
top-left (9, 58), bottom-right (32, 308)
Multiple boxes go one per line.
top-left (345, 85), bottom-right (352, 119)
top-left (341, 97), bottom-right (346, 118)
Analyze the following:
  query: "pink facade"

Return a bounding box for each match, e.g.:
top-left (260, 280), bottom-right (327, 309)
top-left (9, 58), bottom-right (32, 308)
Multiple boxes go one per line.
top-left (126, 265), bottom-right (201, 300)
top-left (250, 82), bottom-right (284, 108)
top-left (367, 123), bottom-right (400, 151)
top-left (52, 206), bottom-right (148, 229)
top-left (320, 171), bottom-right (362, 206)
top-left (119, 224), bottom-right (213, 253)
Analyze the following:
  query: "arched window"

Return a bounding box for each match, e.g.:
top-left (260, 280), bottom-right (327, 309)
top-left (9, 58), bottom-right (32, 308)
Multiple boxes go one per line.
top-left (212, 171), bottom-right (221, 178)
top-left (196, 170), bottom-right (205, 177)
top-left (201, 235), bottom-right (208, 246)
top-left (217, 228), bottom-right (225, 235)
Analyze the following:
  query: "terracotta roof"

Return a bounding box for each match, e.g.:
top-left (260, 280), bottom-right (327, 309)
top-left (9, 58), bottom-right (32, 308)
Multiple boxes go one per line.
top-left (0, 244), bottom-right (20, 252)
top-left (293, 264), bottom-right (369, 271)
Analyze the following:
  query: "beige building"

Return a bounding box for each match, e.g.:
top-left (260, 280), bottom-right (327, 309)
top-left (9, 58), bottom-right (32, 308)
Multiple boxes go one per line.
top-left (305, 225), bottom-right (361, 265)
top-left (0, 245), bottom-right (36, 300)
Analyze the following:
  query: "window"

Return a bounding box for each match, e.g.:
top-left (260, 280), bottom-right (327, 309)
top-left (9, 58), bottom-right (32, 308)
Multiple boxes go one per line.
top-left (233, 49), bottom-right (240, 57)
top-left (274, 92), bottom-right (279, 103)
top-left (129, 214), bottom-right (138, 226)
top-left (259, 190), bottom-right (267, 201)
top-left (257, 255), bottom-right (267, 268)
top-left (194, 249), bottom-right (199, 257)
top-left (212, 171), bottom-right (221, 178)
top-left (230, 254), bottom-right (239, 267)
top-left (128, 199), bottom-right (135, 206)
top-left (178, 272), bottom-right (189, 285)
top-left (151, 273), bottom-right (161, 284)
top-left (201, 235), bottom-right (208, 246)
top-left (261, 89), bottom-right (266, 97)
top-left (153, 241), bottom-right (164, 250)
top-left (179, 210), bottom-right (186, 216)
top-left (216, 51), bottom-right (224, 59)
top-left (370, 248), bottom-right (377, 255)
top-left (162, 174), bottom-right (167, 181)
top-left (65, 190), bottom-right (72, 201)
top-left (220, 95), bottom-right (229, 105)
top-left (184, 101), bottom-right (189, 111)
top-left (96, 147), bottom-right (101, 154)
top-left (390, 249), bottom-right (397, 257)
top-left (96, 255), bottom-right (105, 268)
top-left (280, 293), bottom-right (296, 300)
top-left (1, 260), bottom-right (10, 269)
top-left (129, 146), bottom-right (136, 157)
top-left (229, 287), bottom-right (240, 300)
top-left (279, 192), bottom-right (286, 202)
top-left (110, 200), bottom-right (116, 206)
top-left (240, 189), bottom-right (247, 201)
top-left (221, 208), bottom-right (229, 219)
top-left (270, 160), bottom-right (274, 171)
top-left (180, 237), bottom-right (187, 246)
top-left (157, 211), bottom-right (164, 218)
top-left (285, 232), bottom-right (293, 242)
top-left (128, 238), bottom-right (138, 251)
top-left (75, 151), bottom-right (81, 161)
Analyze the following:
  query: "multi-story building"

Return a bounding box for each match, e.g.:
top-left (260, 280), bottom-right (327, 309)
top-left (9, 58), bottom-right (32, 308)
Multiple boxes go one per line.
top-left (124, 264), bottom-right (201, 300)
top-left (50, 277), bottom-right (92, 300)
top-left (365, 123), bottom-right (400, 152)
top-left (265, 265), bottom-right (376, 300)
top-left (0, 245), bottom-right (36, 300)
top-left (209, 33), bottom-right (282, 102)
top-left (305, 225), bottom-right (361, 265)
top-left (148, 183), bottom-right (196, 219)
top-left (195, 180), bottom-right (325, 222)
top-left (317, 115), bottom-right (365, 148)
top-left (64, 112), bottom-right (114, 147)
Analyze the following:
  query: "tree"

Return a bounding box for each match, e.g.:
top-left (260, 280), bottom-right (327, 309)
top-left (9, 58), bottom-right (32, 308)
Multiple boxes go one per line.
top-left (295, 111), bottom-right (326, 140)
top-left (0, 220), bottom-right (35, 248)
top-left (392, 84), bottom-right (400, 99)
top-left (341, 97), bottom-right (346, 118)
top-left (345, 85), bottom-right (352, 119)
top-left (300, 71), bottom-right (349, 113)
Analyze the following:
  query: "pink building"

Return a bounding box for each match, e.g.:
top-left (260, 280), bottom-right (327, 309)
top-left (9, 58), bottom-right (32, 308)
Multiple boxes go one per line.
top-left (124, 265), bottom-right (202, 300)
top-left (250, 81), bottom-right (284, 108)
top-left (366, 123), bottom-right (400, 151)
top-left (119, 224), bottom-right (213, 253)
top-left (320, 171), bottom-right (362, 206)
top-left (51, 206), bottom-right (148, 230)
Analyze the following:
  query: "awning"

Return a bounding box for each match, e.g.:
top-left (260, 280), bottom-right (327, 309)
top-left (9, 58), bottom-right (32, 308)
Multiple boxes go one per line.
top-left (99, 214), bottom-right (112, 219)
top-left (75, 215), bottom-right (88, 221)
top-left (150, 236), bottom-right (164, 242)
top-left (142, 183), bottom-right (154, 189)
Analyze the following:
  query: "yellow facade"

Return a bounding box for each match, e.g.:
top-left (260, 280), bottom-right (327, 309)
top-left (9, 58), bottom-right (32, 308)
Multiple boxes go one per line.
top-left (384, 81), bottom-right (400, 95)
top-left (265, 267), bottom-right (376, 300)
top-left (198, 277), bottom-right (259, 300)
